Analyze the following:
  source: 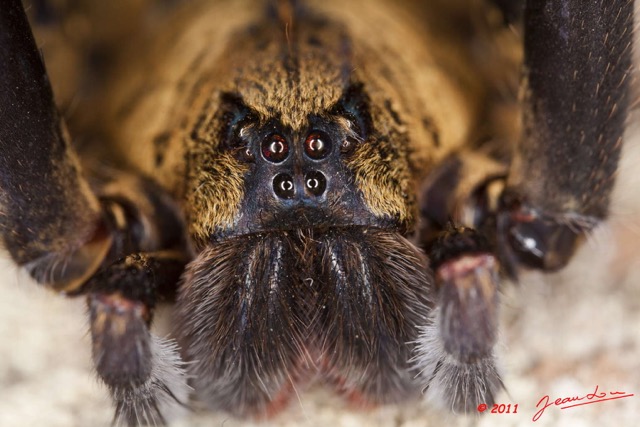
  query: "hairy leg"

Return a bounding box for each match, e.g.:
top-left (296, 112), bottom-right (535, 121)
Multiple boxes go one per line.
top-left (0, 2), bottom-right (190, 424)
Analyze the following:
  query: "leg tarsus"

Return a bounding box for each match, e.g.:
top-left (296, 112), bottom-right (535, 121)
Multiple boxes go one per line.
top-left (414, 225), bottom-right (503, 413)
top-left (87, 251), bottom-right (190, 426)
top-left (90, 294), bottom-right (190, 427)
top-left (413, 319), bottom-right (504, 413)
top-left (109, 336), bottom-right (190, 427)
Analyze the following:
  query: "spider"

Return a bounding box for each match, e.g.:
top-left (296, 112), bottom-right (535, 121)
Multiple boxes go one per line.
top-left (0, 0), bottom-right (634, 425)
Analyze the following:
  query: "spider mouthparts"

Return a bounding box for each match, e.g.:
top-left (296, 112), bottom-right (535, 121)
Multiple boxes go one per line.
top-left (176, 226), bottom-right (434, 414)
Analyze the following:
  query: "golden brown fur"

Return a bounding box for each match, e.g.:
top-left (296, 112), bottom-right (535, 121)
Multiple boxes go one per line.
top-left (88, 0), bottom-right (518, 242)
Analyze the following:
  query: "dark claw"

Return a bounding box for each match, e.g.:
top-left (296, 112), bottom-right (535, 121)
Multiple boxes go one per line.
top-left (506, 210), bottom-right (580, 271)
top-left (497, 196), bottom-right (586, 276)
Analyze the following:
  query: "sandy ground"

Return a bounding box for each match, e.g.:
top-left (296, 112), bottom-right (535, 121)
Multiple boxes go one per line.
top-left (2, 5), bottom-right (640, 427)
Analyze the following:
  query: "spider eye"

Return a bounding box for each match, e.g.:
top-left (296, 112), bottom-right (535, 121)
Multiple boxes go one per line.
top-left (240, 145), bottom-right (255, 162)
top-left (304, 171), bottom-right (326, 196)
top-left (225, 121), bottom-right (256, 162)
top-left (215, 93), bottom-right (258, 162)
top-left (273, 173), bottom-right (295, 199)
top-left (340, 131), bottom-right (358, 155)
top-left (304, 131), bottom-right (331, 160)
top-left (332, 83), bottom-right (373, 142)
top-left (261, 134), bottom-right (289, 163)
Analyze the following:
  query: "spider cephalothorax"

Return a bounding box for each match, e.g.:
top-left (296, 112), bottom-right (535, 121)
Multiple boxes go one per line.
top-left (0, 0), bottom-right (633, 425)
